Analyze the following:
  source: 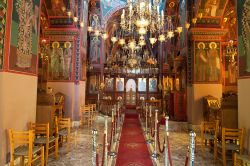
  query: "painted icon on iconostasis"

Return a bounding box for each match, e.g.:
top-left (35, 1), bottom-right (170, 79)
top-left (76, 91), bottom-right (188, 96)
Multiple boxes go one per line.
top-left (116, 78), bottom-right (124, 91)
top-left (89, 75), bottom-right (99, 94)
top-left (105, 78), bottom-right (114, 91)
top-left (9, 0), bottom-right (40, 74)
top-left (49, 41), bottom-right (73, 80)
top-left (198, 0), bottom-right (227, 17)
top-left (195, 41), bottom-right (221, 83)
top-left (149, 78), bottom-right (157, 92)
top-left (138, 78), bottom-right (146, 92)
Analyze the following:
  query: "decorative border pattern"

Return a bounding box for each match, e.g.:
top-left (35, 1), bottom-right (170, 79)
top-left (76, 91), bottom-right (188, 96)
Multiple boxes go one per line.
top-left (0, 0), bottom-right (7, 69)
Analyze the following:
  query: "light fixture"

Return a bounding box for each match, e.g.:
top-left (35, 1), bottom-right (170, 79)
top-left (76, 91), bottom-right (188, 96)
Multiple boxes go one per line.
top-left (149, 37), bottom-right (157, 45)
top-left (80, 22), bottom-right (84, 27)
top-left (102, 33), bottom-right (108, 40)
top-left (185, 23), bottom-right (190, 29)
top-left (73, 17), bottom-right (78, 22)
top-left (94, 30), bottom-right (100, 36)
top-left (111, 36), bottom-right (118, 43)
top-left (118, 39), bottom-right (126, 45)
top-left (138, 27), bottom-right (147, 35)
top-left (67, 11), bottom-right (72, 17)
top-left (88, 26), bottom-right (93, 32)
top-left (167, 31), bottom-right (174, 38)
top-left (176, 27), bottom-right (183, 33)
top-left (158, 34), bottom-right (165, 42)
top-left (192, 18), bottom-right (197, 24)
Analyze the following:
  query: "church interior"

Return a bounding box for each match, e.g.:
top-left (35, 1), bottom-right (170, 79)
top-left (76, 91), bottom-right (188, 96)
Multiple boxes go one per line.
top-left (0, 0), bottom-right (250, 165)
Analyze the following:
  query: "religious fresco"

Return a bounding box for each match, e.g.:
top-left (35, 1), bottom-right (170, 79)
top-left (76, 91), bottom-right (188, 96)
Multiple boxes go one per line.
top-left (101, 0), bottom-right (126, 23)
top-left (89, 75), bottom-right (99, 94)
top-left (105, 77), bottom-right (114, 91)
top-left (138, 78), bottom-right (146, 92)
top-left (0, 0), bottom-right (7, 69)
top-left (9, 0), bottom-right (40, 74)
top-left (89, 36), bottom-right (101, 64)
top-left (194, 41), bottom-right (221, 82)
top-left (238, 0), bottom-right (250, 77)
top-left (89, 14), bottom-right (101, 64)
top-left (116, 78), bottom-right (124, 91)
top-left (198, 0), bottom-right (227, 17)
top-left (80, 0), bottom-right (88, 80)
top-left (48, 41), bottom-right (73, 80)
top-left (179, 0), bottom-right (187, 49)
top-left (149, 78), bottom-right (157, 92)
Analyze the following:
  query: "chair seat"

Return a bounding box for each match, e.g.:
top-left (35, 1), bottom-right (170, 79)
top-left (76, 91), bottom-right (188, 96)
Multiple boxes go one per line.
top-left (34, 136), bottom-right (56, 144)
top-left (58, 128), bottom-right (77, 136)
top-left (218, 142), bottom-right (240, 151)
top-left (204, 133), bottom-right (215, 140)
top-left (14, 145), bottom-right (41, 156)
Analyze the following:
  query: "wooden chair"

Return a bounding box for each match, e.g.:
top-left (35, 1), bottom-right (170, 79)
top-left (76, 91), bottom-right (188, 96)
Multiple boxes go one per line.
top-left (234, 153), bottom-right (250, 166)
top-left (53, 104), bottom-right (64, 118)
top-left (217, 127), bottom-right (245, 166)
top-left (8, 129), bottom-right (44, 166)
top-left (28, 123), bottom-right (58, 164)
top-left (200, 120), bottom-right (219, 160)
top-left (55, 117), bottom-right (78, 151)
top-left (80, 105), bottom-right (92, 128)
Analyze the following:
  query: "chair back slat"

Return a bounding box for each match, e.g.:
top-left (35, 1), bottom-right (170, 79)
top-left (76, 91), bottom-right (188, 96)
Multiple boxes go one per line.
top-left (29, 123), bottom-right (49, 137)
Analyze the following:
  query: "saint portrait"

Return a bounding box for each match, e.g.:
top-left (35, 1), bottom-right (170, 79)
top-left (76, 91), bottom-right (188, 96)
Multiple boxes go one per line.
top-left (195, 42), bottom-right (208, 82)
top-left (138, 78), bottom-right (146, 92)
top-left (105, 78), bottom-right (114, 91)
top-left (116, 78), bottom-right (124, 91)
top-left (207, 42), bottom-right (220, 82)
top-left (149, 78), bottom-right (157, 92)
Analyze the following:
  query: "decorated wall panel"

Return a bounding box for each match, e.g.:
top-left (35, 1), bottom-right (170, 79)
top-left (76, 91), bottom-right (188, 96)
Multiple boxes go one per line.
top-left (48, 41), bottom-right (73, 80)
top-left (238, 0), bottom-right (250, 77)
top-left (0, 0), bottom-right (7, 69)
top-left (9, 0), bottom-right (40, 74)
top-left (194, 41), bottom-right (221, 83)
top-left (80, 0), bottom-right (88, 80)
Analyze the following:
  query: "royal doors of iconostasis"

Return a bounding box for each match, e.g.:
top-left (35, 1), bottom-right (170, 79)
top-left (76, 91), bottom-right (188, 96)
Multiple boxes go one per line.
top-left (125, 79), bottom-right (137, 105)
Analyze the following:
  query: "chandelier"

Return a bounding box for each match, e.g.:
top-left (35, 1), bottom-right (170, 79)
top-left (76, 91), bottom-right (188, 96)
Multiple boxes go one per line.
top-left (118, 0), bottom-right (182, 45)
top-left (105, 43), bottom-right (158, 75)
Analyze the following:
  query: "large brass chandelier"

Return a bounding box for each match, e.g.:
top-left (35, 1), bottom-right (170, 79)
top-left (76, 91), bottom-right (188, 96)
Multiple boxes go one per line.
top-left (117, 0), bottom-right (182, 45)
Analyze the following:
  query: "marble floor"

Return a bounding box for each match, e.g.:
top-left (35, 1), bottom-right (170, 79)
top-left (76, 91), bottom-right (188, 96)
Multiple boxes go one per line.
top-left (47, 114), bottom-right (225, 166)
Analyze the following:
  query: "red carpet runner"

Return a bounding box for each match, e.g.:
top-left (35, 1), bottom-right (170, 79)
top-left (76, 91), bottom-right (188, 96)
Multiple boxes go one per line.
top-left (116, 110), bottom-right (153, 166)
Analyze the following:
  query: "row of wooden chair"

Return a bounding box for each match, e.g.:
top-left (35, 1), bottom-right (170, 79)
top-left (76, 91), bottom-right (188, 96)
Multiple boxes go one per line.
top-left (201, 120), bottom-right (245, 166)
top-left (9, 117), bottom-right (77, 166)
top-left (80, 104), bottom-right (97, 128)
